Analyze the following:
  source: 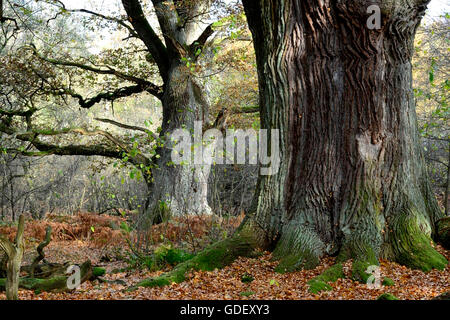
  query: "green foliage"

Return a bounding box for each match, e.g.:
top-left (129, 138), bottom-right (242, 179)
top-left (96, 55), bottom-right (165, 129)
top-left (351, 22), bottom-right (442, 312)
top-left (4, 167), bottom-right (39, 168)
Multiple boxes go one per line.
top-left (120, 221), bottom-right (131, 234)
top-left (122, 243), bottom-right (194, 272)
top-left (239, 291), bottom-right (255, 297)
top-left (241, 272), bottom-right (254, 283)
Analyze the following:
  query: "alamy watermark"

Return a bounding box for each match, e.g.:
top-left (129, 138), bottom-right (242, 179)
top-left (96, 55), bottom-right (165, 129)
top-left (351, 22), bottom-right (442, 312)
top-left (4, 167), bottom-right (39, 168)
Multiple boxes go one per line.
top-left (367, 5), bottom-right (381, 30)
top-left (170, 121), bottom-right (280, 175)
top-left (167, 6), bottom-right (380, 175)
top-left (66, 264), bottom-right (81, 290)
top-left (365, 265), bottom-right (382, 289)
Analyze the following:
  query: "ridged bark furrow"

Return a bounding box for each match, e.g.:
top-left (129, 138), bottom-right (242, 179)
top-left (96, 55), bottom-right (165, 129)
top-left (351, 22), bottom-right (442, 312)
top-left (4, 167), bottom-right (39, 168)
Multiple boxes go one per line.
top-left (243, 0), bottom-right (447, 272)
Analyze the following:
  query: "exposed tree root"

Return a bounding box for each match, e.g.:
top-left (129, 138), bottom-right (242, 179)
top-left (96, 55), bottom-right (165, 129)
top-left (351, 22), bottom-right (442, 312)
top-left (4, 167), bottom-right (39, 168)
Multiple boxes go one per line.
top-left (129, 234), bottom-right (256, 289)
top-left (307, 263), bottom-right (345, 294)
top-left (272, 223), bottom-right (324, 273)
top-left (390, 212), bottom-right (447, 272)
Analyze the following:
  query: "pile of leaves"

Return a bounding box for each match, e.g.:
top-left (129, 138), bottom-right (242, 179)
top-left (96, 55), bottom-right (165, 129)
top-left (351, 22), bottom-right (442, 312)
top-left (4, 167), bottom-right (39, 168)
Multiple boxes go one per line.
top-left (0, 214), bottom-right (449, 300)
top-left (0, 212), bottom-right (126, 247)
top-left (145, 214), bottom-right (244, 247)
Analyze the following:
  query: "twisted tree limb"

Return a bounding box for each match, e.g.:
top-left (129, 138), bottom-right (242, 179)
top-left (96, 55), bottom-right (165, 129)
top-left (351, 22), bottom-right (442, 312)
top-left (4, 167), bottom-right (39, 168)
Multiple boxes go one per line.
top-left (30, 225), bottom-right (51, 278)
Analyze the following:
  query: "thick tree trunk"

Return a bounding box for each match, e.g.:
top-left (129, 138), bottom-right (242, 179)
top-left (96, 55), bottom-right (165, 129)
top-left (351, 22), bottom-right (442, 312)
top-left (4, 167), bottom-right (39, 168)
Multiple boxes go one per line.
top-left (242, 0), bottom-right (447, 272)
top-left (145, 63), bottom-right (212, 221)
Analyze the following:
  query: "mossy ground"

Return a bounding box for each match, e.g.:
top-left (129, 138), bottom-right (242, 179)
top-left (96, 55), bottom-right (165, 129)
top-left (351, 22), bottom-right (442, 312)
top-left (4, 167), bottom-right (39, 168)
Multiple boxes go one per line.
top-left (352, 260), bottom-right (378, 283)
top-left (93, 267), bottom-right (106, 278)
top-left (274, 251), bottom-right (319, 273)
top-left (132, 234), bottom-right (255, 289)
top-left (377, 293), bottom-right (399, 300)
top-left (307, 263), bottom-right (345, 294)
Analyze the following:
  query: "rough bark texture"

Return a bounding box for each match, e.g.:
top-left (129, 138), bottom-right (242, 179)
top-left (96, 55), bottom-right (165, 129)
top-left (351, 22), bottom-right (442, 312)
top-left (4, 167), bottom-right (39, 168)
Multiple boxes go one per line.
top-left (242, 0), bottom-right (447, 272)
top-left (145, 63), bottom-right (212, 222)
top-left (121, 0), bottom-right (214, 220)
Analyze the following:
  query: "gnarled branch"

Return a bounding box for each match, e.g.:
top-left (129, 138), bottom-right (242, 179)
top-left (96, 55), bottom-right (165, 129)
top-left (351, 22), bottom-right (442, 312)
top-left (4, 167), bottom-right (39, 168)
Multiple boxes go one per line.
top-left (122, 0), bottom-right (170, 80)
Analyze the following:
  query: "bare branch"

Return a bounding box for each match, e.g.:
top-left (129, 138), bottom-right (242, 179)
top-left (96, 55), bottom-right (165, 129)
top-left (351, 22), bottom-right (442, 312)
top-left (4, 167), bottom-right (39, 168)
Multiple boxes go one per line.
top-left (121, 0), bottom-right (170, 80)
top-left (30, 45), bottom-right (163, 99)
top-left (94, 118), bottom-right (158, 140)
top-left (60, 84), bottom-right (162, 108)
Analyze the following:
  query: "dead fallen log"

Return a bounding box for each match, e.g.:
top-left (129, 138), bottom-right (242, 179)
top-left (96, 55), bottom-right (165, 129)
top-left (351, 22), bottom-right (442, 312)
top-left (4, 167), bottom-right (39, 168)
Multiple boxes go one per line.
top-left (0, 260), bottom-right (92, 292)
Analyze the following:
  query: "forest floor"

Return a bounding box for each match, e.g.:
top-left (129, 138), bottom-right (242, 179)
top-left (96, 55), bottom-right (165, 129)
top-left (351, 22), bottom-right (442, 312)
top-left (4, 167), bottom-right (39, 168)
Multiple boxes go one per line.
top-left (0, 213), bottom-right (448, 300)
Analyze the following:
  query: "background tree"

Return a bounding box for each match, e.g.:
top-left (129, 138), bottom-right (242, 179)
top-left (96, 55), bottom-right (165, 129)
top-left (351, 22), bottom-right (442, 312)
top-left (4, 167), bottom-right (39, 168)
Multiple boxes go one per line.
top-left (0, 0), bottom-right (246, 222)
top-left (413, 17), bottom-right (449, 216)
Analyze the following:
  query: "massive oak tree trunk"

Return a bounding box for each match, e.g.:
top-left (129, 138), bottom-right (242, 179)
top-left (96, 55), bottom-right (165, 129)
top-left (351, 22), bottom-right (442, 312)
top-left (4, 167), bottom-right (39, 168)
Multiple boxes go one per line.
top-left (242, 0), bottom-right (448, 272)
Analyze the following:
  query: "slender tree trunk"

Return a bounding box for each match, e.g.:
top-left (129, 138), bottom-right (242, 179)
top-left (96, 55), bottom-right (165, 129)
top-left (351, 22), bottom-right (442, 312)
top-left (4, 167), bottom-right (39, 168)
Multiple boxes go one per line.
top-left (0, 214), bottom-right (25, 300)
top-left (242, 0), bottom-right (447, 272)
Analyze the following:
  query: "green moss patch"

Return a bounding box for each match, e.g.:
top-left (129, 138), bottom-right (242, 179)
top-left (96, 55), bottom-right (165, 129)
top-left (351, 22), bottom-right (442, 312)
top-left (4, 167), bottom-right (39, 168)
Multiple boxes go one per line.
top-left (239, 291), bottom-right (255, 297)
top-left (130, 234), bottom-right (255, 289)
top-left (377, 293), bottom-right (399, 300)
top-left (275, 251), bottom-right (320, 273)
top-left (392, 213), bottom-right (448, 272)
top-left (382, 277), bottom-right (395, 286)
top-left (307, 263), bottom-right (345, 294)
top-left (272, 224), bottom-right (324, 273)
top-left (352, 260), bottom-right (377, 283)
